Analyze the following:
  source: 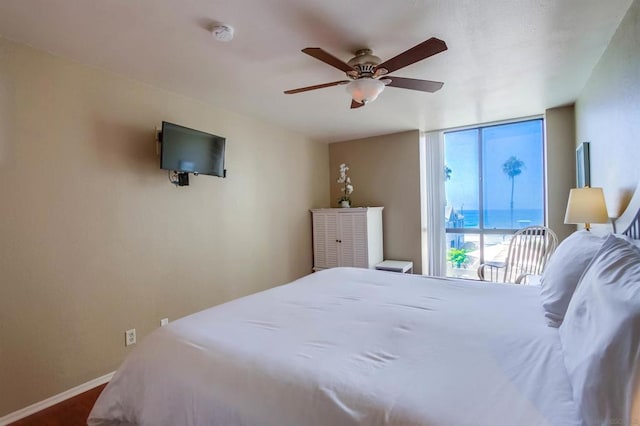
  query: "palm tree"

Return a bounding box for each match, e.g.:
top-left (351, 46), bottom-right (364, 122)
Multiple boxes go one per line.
top-left (502, 156), bottom-right (525, 228)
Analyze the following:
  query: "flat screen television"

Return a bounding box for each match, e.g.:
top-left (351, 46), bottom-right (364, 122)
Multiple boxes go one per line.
top-left (160, 121), bottom-right (226, 178)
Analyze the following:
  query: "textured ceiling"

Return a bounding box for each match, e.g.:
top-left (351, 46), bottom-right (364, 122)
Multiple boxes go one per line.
top-left (0, 0), bottom-right (633, 142)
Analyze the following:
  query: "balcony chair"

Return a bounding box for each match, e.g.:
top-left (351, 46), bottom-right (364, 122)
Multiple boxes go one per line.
top-left (477, 226), bottom-right (558, 284)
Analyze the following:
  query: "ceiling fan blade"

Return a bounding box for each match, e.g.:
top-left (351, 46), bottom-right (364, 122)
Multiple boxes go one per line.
top-left (284, 80), bottom-right (350, 94)
top-left (376, 38), bottom-right (447, 74)
top-left (350, 99), bottom-right (364, 109)
top-left (302, 48), bottom-right (356, 73)
top-left (386, 76), bottom-right (444, 93)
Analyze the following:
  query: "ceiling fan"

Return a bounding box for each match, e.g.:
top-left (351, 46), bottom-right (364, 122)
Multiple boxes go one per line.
top-left (284, 37), bottom-right (447, 109)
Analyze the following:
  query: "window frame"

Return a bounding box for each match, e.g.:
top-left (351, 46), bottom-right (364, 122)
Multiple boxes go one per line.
top-left (444, 117), bottom-right (547, 267)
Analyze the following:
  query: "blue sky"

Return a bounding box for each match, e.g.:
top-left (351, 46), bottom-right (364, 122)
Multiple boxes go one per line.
top-left (444, 119), bottom-right (544, 212)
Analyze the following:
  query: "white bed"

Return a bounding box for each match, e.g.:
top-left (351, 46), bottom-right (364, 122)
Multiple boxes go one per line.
top-left (88, 268), bottom-right (580, 425)
top-left (89, 188), bottom-right (640, 426)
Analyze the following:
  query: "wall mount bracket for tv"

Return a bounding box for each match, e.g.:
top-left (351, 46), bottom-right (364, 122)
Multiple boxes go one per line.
top-left (168, 170), bottom-right (188, 186)
top-left (167, 169), bottom-right (227, 187)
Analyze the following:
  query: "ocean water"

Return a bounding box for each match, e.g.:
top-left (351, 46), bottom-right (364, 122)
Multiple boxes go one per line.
top-left (452, 209), bottom-right (543, 229)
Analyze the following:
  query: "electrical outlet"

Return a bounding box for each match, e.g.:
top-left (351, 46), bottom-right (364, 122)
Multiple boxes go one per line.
top-left (125, 329), bottom-right (136, 346)
top-left (160, 318), bottom-right (169, 327)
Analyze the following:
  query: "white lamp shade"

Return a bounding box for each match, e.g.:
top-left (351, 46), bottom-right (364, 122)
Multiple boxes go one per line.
top-left (346, 78), bottom-right (385, 104)
top-left (564, 187), bottom-right (609, 225)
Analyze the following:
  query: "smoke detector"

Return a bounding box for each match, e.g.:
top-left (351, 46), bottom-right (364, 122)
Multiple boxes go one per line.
top-left (212, 24), bottom-right (234, 42)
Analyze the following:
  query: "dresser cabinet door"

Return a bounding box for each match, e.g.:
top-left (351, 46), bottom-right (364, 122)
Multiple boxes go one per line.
top-left (312, 212), bottom-right (339, 268)
top-left (338, 213), bottom-right (368, 268)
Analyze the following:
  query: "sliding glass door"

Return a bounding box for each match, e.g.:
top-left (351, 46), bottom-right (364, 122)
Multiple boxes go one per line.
top-left (444, 119), bottom-right (545, 279)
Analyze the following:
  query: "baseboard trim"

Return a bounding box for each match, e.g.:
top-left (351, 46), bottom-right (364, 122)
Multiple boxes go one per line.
top-left (0, 371), bottom-right (114, 425)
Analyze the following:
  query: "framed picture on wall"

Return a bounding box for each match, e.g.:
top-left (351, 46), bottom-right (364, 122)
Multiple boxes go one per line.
top-left (576, 142), bottom-right (591, 188)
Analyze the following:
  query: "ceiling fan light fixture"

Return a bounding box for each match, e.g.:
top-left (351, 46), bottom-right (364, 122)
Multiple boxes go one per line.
top-left (285, 38), bottom-right (448, 108)
top-left (346, 78), bottom-right (385, 104)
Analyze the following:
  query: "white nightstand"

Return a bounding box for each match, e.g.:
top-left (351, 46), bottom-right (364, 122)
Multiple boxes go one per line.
top-left (375, 260), bottom-right (413, 274)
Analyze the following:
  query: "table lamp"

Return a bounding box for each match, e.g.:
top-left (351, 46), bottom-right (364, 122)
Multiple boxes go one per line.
top-left (564, 187), bottom-right (609, 231)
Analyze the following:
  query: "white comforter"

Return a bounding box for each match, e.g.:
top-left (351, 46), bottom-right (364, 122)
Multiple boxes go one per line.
top-left (88, 267), bottom-right (580, 426)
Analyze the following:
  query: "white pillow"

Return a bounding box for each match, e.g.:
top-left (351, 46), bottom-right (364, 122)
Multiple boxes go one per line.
top-left (616, 233), bottom-right (640, 249)
top-left (540, 230), bottom-right (605, 327)
top-left (559, 234), bottom-right (640, 425)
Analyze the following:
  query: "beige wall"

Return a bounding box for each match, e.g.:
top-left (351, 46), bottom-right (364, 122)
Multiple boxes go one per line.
top-left (575, 0), bottom-right (640, 217)
top-left (0, 37), bottom-right (329, 416)
top-left (328, 131), bottom-right (422, 274)
top-left (544, 105), bottom-right (577, 241)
